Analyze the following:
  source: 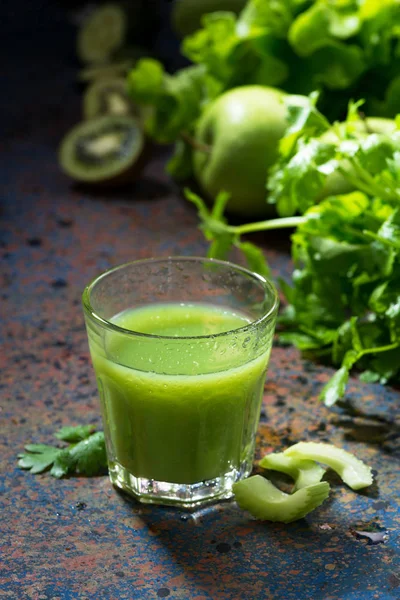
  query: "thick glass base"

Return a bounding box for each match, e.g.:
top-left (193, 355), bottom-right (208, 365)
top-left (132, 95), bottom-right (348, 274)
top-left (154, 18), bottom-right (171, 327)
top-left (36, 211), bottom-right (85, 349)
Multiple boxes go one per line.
top-left (109, 461), bottom-right (252, 508)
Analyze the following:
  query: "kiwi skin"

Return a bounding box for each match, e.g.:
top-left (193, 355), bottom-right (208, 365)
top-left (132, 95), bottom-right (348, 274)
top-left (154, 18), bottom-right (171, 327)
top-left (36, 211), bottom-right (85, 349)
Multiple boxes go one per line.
top-left (59, 115), bottom-right (151, 188)
top-left (66, 138), bottom-right (152, 189)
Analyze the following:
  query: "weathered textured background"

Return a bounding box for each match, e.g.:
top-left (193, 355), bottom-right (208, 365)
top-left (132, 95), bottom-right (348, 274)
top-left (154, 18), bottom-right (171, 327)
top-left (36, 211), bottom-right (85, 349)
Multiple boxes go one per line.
top-left (1, 4), bottom-right (399, 599)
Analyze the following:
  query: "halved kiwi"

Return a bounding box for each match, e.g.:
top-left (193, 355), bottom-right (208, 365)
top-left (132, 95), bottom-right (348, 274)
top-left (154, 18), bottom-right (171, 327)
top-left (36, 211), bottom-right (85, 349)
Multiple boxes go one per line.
top-left (77, 4), bottom-right (127, 64)
top-left (83, 77), bottom-right (137, 120)
top-left (59, 115), bottom-right (146, 186)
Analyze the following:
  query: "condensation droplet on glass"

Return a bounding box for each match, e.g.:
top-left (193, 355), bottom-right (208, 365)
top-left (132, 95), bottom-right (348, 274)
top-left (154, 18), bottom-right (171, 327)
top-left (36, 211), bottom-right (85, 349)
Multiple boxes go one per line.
top-left (242, 336), bottom-right (251, 349)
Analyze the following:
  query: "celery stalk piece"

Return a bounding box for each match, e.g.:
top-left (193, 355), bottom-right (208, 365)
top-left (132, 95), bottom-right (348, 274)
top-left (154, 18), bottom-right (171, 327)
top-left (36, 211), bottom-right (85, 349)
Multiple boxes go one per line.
top-left (233, 475), bottom-right (330, 523)
top-left (259, 453), bottom-right (326, 491)
top-left (284, 442), bottom-right (373, 490)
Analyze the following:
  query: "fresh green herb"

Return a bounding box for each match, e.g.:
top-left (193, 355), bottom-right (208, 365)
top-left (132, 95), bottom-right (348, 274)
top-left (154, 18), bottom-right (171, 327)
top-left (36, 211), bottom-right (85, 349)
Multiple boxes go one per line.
top-left (50, 449), bottom-right (76, 479)
top-left (18, 445), bottom-right (61, 475)
top-left (268, 96), bottom-right (400, 217)
top-left (18, 425), bottom-right (107, 478)
top-left (54, 424), bottom-right (96, 443)
top-left (185, 187), bottom-right (304, 269)
top-left (126, 0), bottom-right (400, 181)
top-left (186, 98), bottom-right (400, 405)
top-left (127, 60), bottom-right (207, 145)
top-left (68, 432), bottom-right (108, 477)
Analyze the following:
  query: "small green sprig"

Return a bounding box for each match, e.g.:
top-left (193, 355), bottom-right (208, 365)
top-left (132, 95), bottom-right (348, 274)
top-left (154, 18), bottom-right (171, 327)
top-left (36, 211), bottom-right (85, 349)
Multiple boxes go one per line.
top-left (185, 187), bottom-right (305, 279)
top-left (18, 425), bottom-right (107, 478)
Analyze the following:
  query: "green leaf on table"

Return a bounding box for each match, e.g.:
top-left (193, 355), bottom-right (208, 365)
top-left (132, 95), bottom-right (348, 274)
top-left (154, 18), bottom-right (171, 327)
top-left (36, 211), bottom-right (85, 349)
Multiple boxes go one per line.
top-left (69, 432), bottom-right (108, 477)
top-left (50, 449), bottom-right (75, 479)
top-left (18, 428), bottom-right (107, 478)
top-left (320, 365), bottom-right (350, 407)
top-left (55, 424), bottom-right (95, 443)
top-left (18, 445), bottom-right (61, 474)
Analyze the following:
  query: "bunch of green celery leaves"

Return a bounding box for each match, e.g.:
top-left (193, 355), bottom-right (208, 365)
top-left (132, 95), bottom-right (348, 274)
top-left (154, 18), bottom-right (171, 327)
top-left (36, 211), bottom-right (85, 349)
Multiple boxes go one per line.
top-left (187, 96), bottom-right (400, 405)
top-left (128, 0), bottom-right (400, 177)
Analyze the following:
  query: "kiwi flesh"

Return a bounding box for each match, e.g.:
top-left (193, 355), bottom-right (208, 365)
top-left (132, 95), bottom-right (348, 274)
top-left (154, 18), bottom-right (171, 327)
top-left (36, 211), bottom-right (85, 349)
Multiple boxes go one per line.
top-left (59, 115), bottom-right (146, 186)
top-left (83, 77), bottom-right (137, 120)
top-left (77, 4), bottom-right (127, 64)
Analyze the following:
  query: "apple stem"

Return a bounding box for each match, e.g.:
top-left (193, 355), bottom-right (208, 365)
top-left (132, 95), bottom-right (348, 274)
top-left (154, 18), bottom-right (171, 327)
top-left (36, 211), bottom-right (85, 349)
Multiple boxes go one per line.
top-left (181, 132), bottom-right (212, 154)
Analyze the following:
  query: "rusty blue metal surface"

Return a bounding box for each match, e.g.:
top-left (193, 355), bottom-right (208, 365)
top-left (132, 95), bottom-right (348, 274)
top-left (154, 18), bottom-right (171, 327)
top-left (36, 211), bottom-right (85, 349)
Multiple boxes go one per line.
top-left (1, 16), bottom-right (399, 600)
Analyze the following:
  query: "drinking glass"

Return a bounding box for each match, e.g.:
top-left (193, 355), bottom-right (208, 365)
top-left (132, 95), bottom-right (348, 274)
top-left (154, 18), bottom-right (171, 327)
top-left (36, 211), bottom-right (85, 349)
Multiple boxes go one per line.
top-left (82, 257), bottom-right (278, 507)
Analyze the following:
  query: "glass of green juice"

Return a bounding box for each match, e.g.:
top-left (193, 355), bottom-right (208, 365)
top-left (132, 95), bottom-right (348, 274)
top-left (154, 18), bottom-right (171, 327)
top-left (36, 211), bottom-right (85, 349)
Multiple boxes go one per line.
top-left (82, 257), bottom-right (278, 507)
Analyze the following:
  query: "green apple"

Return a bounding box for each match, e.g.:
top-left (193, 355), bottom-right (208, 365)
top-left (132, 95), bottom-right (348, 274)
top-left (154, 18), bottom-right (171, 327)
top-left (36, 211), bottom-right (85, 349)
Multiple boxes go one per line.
top-left (319, 117), bottom-right (398, 199)
top-left (193, 86), bottom-right (288, 218)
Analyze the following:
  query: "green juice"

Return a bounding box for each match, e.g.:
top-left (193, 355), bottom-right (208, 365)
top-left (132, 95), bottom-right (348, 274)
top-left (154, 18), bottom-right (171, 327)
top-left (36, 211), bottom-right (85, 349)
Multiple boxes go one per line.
top-left (88, 303), bottom-right (270, 485)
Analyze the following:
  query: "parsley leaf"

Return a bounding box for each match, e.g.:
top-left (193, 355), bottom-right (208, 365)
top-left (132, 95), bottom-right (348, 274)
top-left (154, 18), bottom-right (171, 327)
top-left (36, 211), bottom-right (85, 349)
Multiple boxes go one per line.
top-left (127, 0), bottom-right (400, 159)
top-left (186, 98), bottom-right (400, 406)
top-left (55, 424), bottom-right (95, 443)
top-left (18, 445), bottom-right (61, 474)
top-left (69, 432), bottom-right (108, 477)
top-left (127, 60), bottom-right (208, 145)
top-left (50, 449), bottom-right (75, 479)
top-left (18, 426), bottom-right (107, 478)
